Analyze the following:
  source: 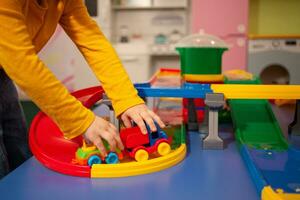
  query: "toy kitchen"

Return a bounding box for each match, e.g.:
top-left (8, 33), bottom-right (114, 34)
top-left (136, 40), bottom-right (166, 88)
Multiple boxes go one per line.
top-left (20, 0), bottom-right (249, 93)
top-left (111, 0), bottom-right (190, 83)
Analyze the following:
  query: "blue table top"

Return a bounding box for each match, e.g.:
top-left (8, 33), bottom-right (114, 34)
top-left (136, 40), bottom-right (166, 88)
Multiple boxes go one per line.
top-left (0, 129), bottom-right (259, 200)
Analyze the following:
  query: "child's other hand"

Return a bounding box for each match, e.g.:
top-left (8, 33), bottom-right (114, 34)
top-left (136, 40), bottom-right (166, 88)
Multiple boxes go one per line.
top-left (84, 116), bottom-right (124, 157)
top-left (120, 104), bottom-right (165, 134)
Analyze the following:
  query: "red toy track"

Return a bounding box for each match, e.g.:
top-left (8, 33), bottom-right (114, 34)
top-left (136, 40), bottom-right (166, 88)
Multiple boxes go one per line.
top-left (29, 86), bottom-right (104, 177)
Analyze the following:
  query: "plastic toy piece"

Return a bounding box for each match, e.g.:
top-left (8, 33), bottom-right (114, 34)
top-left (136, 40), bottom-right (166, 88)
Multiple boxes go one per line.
top-left (198, 107), bottom-right (209, 135)
top-left (229, 99), bottom-right (289, 150)
top-left (274, 99), bottom-right (296, 107)
top-left (105, 152), bottom-right (119, 164)
top-left (134, 82), bottom-right (212, 98)
top-left (176, 33), bottom-right (228, 75)
top-left (245, 147), bottom-right (300, 195)
top-left (289, 100), bottom-right (300, 136)
top-left (157, 142), bottom-right (171, 156)
top-left (73, 140), bottom-right (122, 167)
top-left (183, 98), bottom-right (205, 107)
top-left (183, 74), bottom-right (224, 82)
top-left (186, 98), bottom-right (199, 131)
top-left (91, 144), bottom-right (186, 178)
top-left (203, 93), bottom-right (225, 150)
top-left (134, 149), bottom-right (149, 162)
top-left (223, 69), bottom-right (253, 81)
top-left (29, 85), bottom-right (187, 178)
top-left (225, 78), bottom-right (289, 150)
top-left (30, 111), bottom-right (186, 178)
top-left (120, 123), bottom-right (172, 162)
top-left (262, 186), bottom-right (300, 200)
top-left (211, 84), bottom-right (300, 99)
top-left (225, 78), bottom-right (300, 199)
top-left (182, 98), bottom-right (205, 131)
top-left (91, 124), bottom-right (186, 178)
top-left (88, 155), bottom-right (102, 166)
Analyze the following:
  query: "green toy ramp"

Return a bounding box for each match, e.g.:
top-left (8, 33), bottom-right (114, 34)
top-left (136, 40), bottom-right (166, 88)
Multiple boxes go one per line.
top-left (225, 77), bottom-right (288, 150)
top-left (229, 99), bottom-right (288, 150)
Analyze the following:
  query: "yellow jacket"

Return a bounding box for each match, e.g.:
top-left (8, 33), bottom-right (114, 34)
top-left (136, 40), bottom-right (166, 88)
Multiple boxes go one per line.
top-left (0, 0), bottom-right (144, 138)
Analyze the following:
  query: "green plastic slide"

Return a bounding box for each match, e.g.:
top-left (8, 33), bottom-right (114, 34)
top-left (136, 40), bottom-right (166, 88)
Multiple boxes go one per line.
top-left (226, 78), bottom-right (288, 150)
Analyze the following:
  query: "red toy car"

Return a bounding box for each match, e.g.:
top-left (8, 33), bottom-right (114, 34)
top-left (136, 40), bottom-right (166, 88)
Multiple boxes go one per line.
top-left (120, 123), bottom-right (172, 162)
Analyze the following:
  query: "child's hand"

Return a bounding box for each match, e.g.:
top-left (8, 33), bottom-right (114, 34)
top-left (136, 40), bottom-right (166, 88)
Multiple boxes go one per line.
top-left (120, 104), bottom-right (165, 134)
top-left (84, 116), bottom-right (124, 157)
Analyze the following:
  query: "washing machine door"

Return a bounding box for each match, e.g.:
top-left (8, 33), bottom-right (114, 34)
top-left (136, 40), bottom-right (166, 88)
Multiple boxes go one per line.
top-left (248, 51), bottom-right (300, 85)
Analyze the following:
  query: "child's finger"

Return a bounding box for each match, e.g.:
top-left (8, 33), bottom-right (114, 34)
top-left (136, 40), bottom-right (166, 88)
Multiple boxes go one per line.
top-left (100, 130), bottom-right (117, 152)
top-left (130, 113), bottom-right (147, 134)
top-left (114, 134), bottom-right (124, 150)
top-left (108, 124), bottom-right (124, 150)
top-left (148, 110), bottom-right (165, 128)
top-left (140, 111), bottom-right (157, 132)
top-left (121, 114), bottom-right (132, 128)
top-left (93, 137), bottom-right (107, 157)
top-left (109, 123), bottom-right (118, 132)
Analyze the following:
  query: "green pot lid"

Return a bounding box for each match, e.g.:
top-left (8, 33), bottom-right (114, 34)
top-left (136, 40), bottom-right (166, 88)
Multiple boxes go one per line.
top-left (176, 33), bottom-right (228, 49)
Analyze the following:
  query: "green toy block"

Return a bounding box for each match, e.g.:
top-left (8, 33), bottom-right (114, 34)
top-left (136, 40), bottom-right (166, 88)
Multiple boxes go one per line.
top-left (176, 47), bottom-right (227, 75)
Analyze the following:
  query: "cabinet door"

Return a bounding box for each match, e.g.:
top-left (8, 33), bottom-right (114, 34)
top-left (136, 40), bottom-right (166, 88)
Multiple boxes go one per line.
top-left (120, 55), bottom-right (150, 83)
top-left (191, 0), bottom-right (248, 36)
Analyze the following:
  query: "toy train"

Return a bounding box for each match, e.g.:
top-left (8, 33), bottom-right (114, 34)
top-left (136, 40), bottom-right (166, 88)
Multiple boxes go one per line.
top-left (74, 123), bottom-right (172, 167)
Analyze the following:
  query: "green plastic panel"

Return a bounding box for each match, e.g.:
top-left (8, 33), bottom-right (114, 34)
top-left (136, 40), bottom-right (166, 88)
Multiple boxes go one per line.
top-left (164, 125), bottom-right (186, 149)
top-left (176, 47), bottom-right (226, 75)
top-left (225, 78), bottom-right (288, 150)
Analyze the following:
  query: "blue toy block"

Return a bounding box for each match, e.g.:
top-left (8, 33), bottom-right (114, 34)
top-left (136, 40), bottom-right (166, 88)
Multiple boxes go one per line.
top-left (134, 82), bottom-right (212, 98)
top-left (146, 122), bottom-right (168, 146)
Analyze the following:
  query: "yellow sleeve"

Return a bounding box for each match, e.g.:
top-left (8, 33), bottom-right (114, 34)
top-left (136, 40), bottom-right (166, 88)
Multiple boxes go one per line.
top-left (60, 0), bottom-right (144, 117)
top-left (0, 0), bottom-right (95, 139)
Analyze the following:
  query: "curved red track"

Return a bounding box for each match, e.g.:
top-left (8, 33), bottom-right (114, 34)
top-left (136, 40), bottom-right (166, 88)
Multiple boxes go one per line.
top-left (29, 86), bottom-right (104, 177)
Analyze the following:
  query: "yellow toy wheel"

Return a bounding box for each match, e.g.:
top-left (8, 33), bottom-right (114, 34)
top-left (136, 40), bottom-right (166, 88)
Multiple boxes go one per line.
top-left (157, 142), bottom-right (171, 156)
top-left (134, 149), bottom-right (149, 162)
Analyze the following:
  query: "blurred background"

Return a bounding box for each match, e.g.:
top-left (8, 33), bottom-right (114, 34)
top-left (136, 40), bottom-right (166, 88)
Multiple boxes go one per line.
top-left (20, 0), bottom-right (300, 126)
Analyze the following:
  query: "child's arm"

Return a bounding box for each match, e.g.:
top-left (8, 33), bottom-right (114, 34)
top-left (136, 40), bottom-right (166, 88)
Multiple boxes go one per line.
top-left (59, 0), bottom-right (165, 134)
top-left (0, 0), bottom-right (95, 139)
top-left (0, 0), bottom-right (123, 154)
top-left (59, 0), bottom-right (144, 117)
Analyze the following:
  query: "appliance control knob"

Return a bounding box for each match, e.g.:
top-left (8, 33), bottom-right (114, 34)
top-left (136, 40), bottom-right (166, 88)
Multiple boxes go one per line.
top-left (272, 40), bottom-right (280, 48)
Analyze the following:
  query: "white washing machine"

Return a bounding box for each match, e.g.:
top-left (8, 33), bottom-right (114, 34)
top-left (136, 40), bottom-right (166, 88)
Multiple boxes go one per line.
top-left (248, 38), bottom-right (300, 85)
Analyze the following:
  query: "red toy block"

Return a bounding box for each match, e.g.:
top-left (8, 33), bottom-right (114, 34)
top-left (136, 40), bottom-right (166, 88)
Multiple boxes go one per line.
top-left (182, 108), bottom-right (205, 123)
top-left (196, 109), bottom-right (205, 123)
top-left (183, 98), bottom-right (205, 108)
top-left (120, 126), bottom-right (149, 149)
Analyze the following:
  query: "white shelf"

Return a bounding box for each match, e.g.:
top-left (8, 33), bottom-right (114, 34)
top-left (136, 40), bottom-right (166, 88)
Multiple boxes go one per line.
top-left (112, 5), bottom-right (187, 10)
top-left (151, 53), bottom-right (179, 56)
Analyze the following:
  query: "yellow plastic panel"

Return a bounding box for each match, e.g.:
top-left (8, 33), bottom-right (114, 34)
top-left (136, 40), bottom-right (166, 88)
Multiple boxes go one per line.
top-left (183, 74), bottom-right (224, 82)
top-left (262, 186), bottom-right (300, 200)
top-left (91, 144), bottom-right (186, 178)
top-left (211, 84), bottom-right (300, 99)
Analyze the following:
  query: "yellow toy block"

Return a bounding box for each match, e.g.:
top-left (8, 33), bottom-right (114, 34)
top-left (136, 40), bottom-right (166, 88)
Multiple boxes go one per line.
top-left (211, 84), bottom-right (300, 99)
top-left (262, 186), bottom-right (300, 200)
